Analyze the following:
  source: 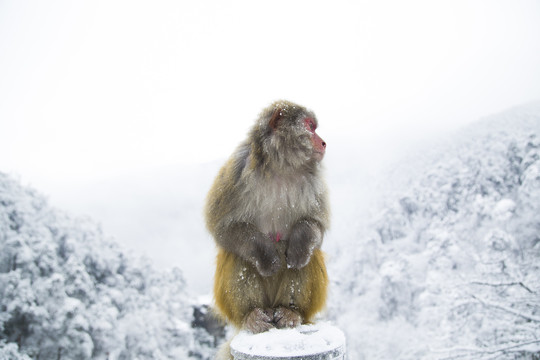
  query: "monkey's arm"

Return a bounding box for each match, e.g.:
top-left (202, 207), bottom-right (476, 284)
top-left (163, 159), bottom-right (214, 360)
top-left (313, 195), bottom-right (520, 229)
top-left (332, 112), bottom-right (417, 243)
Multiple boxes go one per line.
top-left (205, 162), bottom-right (281, 277)
top-left (215, 222), bottom-right (281, 277)
top-left (286, 219), bottom-right (324, 269)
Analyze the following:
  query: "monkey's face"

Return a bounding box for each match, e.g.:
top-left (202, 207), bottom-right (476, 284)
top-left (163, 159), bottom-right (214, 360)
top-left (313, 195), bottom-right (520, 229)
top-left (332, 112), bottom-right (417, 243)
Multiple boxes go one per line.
top-left (270, 114), bottom-right (326, 167)
top-left (304, 117), bottom-right (326, 162)
top-left (257, 101), bottom-right (326, 170)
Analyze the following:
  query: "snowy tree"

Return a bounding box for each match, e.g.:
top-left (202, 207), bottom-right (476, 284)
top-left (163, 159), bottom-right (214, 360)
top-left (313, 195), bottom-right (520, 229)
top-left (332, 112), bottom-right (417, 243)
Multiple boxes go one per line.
top-left (329, 103), bottom-right (540, 359)
top-left (0, 172), bottom-right (216, 359)
top-left (0, 340), bottom-right (31, 360)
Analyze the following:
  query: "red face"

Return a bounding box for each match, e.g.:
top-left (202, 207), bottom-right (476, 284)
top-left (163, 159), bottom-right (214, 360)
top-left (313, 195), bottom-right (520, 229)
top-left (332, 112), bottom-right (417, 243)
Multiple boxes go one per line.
top-left (304, 118), bottom-right (326, 161)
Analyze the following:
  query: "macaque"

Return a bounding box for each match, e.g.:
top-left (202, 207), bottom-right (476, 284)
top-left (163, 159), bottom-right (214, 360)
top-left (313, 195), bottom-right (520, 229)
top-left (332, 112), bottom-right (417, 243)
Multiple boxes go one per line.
top-left (205, 100), bottom-right (330, 340)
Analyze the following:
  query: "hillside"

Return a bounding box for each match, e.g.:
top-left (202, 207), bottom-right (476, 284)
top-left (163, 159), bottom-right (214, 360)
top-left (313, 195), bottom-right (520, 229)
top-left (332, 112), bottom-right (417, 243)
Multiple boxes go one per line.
top-left (329, 102), bottom-right (540, 359)
top-left (0, 173), bottom-right (216, 359)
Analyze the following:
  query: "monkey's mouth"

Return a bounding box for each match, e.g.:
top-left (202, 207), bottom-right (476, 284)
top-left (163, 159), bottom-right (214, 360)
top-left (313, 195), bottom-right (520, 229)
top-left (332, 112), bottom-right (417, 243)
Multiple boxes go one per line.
top-left (313, 151), bottom-right (325, 161)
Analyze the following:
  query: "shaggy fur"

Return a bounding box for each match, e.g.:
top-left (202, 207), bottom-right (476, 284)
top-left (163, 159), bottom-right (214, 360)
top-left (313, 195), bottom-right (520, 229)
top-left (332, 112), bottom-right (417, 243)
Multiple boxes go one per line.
top-left (205, 100), bottom-right (330, 359)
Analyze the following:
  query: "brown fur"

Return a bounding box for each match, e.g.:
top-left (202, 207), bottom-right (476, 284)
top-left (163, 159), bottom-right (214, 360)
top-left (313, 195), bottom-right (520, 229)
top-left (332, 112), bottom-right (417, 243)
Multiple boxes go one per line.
top-left (205, 100), bottom-right (330, 338)
top-left (214, 247), bottom-right (328, 327)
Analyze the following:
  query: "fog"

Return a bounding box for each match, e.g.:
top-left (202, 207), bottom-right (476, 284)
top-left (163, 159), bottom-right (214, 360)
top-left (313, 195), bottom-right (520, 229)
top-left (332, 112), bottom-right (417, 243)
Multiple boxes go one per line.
top-left (1, 0), bottom-right (540, 293)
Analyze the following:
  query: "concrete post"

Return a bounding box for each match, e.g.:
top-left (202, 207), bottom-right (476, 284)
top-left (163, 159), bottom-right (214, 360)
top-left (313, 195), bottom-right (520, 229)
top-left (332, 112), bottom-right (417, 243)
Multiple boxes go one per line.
top-left (230, 323), bottom-right (345, 360)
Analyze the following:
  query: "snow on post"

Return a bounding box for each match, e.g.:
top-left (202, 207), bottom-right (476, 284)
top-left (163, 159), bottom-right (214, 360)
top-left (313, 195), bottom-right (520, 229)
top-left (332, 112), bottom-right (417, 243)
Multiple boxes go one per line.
top-left (230, 323), bottom-right (346, 360)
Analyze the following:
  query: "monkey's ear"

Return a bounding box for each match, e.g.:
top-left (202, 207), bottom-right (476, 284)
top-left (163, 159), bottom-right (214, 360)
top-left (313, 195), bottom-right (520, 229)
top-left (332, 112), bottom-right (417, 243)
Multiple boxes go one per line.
top-left (269, 107), bottom-right (282, 130)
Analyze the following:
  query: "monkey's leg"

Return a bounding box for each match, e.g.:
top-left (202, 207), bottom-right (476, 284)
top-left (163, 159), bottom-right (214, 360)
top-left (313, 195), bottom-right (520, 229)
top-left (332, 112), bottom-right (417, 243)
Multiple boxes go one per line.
top-left (214, 249), bottom-right (272, 331)
top-left (274, 249), bottom-right (329, 324)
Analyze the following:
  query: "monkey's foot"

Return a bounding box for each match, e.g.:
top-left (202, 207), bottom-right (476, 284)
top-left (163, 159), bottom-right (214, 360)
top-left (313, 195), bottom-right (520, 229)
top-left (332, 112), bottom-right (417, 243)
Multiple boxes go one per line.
top-left (273, 307), bottom-right (302, 329)
top-left (244, 308), bottom-right (275, 334)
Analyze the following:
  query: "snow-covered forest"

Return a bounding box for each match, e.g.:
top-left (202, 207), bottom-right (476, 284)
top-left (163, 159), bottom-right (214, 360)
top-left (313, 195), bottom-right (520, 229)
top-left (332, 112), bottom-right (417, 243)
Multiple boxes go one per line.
top-left (329, 102), bottom-right (540, 359)
top-left (0, 174), bottom-right (217, 359)
top-left (2, 102), bottom-right (540, 359)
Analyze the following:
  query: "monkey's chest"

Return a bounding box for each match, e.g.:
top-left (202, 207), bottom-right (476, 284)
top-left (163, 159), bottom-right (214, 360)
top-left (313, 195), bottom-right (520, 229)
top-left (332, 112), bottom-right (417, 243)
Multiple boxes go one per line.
top-left (247, 180), bottom-right (311, 236)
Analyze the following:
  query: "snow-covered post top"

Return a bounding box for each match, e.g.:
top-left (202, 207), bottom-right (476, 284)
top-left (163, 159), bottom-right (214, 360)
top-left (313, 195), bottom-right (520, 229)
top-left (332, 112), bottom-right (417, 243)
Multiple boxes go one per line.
top-left (230, 323), bottom-right (346, 360)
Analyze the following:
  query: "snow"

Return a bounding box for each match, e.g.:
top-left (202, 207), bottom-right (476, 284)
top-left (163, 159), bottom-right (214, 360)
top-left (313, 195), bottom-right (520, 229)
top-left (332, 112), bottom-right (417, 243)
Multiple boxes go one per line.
top-left (492, 198), bottom-right (516, 220)
top-left (230, 323), bottom-right (345, 358)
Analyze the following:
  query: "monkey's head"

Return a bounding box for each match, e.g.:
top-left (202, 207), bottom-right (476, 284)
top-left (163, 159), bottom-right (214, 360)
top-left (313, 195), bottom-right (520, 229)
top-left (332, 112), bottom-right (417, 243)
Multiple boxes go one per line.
top-left (253, 100), bottom-right (326, 171)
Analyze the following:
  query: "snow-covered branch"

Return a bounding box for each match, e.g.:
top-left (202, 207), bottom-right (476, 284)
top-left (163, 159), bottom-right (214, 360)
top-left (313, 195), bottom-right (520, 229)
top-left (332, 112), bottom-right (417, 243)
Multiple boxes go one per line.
top-left (438, 339), bottom-right (540, 360)
top-left (470, 294), bottom-right (540, 323)
top-left (470, 281), bottom-right (534, 294)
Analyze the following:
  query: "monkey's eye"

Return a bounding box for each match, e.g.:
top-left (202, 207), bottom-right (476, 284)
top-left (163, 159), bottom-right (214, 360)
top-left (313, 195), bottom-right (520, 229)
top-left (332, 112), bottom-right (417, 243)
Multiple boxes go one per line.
top-left (305, 118), bottom-right (316, 133)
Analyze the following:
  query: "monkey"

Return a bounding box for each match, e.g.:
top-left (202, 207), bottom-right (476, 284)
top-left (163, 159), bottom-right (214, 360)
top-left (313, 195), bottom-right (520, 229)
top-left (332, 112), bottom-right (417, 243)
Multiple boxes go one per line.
top-left (205, 100), bottom-right (330, 350)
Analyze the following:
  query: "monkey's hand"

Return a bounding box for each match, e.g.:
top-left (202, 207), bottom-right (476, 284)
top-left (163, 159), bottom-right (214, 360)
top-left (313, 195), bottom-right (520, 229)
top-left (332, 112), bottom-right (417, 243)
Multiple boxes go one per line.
top-left (216, 222), bottom-right (281, 276)
top-left (286, 220), bottom-right (323, 269)
top-left (273, 307), bottom-right (302, 329)
top-left (252, 239), bottom-right (281, 277)
top-left (244, 308), bottom-right (275, 333)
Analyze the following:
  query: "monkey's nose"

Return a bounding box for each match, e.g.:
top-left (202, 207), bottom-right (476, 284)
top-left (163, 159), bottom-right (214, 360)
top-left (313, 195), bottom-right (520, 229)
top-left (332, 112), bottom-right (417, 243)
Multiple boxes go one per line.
top-left (322, 141), bottom-right (326, 148)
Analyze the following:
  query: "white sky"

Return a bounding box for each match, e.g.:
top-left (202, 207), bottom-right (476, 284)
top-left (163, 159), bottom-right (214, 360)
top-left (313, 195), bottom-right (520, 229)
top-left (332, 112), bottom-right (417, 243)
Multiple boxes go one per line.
top-left (1, 0), bottom-right (540, 187)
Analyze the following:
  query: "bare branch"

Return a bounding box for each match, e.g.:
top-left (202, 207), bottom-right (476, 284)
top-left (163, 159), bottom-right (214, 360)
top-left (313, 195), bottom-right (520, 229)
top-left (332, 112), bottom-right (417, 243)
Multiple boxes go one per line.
top-left (471, 294), bottom-right (540, 322)
top-left (438, 340), bottom-right (540, 359)
top-left (470, 281), bottom-right (535, 294)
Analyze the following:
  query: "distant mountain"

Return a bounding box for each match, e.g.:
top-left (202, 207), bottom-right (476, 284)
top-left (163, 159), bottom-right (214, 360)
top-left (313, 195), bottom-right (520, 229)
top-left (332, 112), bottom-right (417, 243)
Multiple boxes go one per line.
top-left (38, 161), bottom-right (221, 294)
top-left (0, 173), bottom-right (216, 359)
top-left (330, 102), bottom-right (540, 359)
